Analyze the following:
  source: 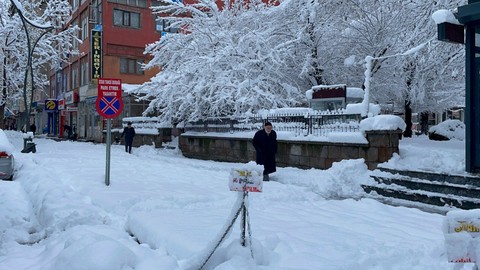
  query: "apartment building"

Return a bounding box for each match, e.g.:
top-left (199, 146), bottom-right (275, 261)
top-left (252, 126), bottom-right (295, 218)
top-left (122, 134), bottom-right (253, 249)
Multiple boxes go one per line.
top-left (46, 0), bottom-right (171, 141)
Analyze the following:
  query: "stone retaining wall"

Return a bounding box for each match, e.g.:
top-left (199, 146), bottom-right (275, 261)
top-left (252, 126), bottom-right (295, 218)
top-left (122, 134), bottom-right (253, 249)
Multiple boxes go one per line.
top-left (179, 130), bottom-right (402, 170)
top-left (110, 128), bottom-right (173, 148)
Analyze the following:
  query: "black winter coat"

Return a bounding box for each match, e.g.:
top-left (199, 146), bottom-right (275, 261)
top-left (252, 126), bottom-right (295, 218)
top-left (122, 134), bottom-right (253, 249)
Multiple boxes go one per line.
top-left (121, 126), bottom-right (136, 142)
top-left (252, 129), bottom-right (277, 174)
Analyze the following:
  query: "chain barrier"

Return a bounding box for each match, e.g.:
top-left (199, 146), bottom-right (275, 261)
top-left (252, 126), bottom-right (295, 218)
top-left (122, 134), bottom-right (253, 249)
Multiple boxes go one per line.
top-left (198, 194), bottom-right (245, 270)
top-left (198, 191), bottom-right (256, 270)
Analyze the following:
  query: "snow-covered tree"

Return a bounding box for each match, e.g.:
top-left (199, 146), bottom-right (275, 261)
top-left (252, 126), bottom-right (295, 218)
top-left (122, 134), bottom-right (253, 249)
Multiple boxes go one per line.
top-left (314, 0), bottom-right (465, 136)
top-left (0, 0), bottom-right (78, 129)
top-left (136, 0), bottom-right (308, 123)
top-left (137, 0), bottom-right (466, 127)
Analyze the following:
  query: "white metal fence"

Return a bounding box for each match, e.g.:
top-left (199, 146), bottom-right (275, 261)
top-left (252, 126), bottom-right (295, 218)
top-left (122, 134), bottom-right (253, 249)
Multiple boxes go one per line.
top-left (184, 111), bottom-right (362, 137)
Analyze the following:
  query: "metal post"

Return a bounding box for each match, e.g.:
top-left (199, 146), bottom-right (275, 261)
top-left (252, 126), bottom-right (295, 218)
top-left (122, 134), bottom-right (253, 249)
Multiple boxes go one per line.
top-left (240, 191), bottom-right (247, 247)
top-left (105, 118), bottom-right (111, 186)
top-left (465, 25), bottom-right (480, 173)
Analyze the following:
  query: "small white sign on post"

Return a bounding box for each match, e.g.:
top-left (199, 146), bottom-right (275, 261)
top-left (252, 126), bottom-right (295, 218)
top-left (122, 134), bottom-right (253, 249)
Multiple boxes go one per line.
top-left (444, 209), bottom-right (480, 264)
top-left (229, 169), bottom-right (263, 193)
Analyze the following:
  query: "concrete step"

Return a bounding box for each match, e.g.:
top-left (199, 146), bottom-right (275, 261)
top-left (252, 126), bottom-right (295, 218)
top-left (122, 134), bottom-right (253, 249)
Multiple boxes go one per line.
top-left (377, 167), bottom-right (480, 187)
top-left (362, 183), bottom-right (480, 210)
top-left (370, 175), bottom-right (480, 198)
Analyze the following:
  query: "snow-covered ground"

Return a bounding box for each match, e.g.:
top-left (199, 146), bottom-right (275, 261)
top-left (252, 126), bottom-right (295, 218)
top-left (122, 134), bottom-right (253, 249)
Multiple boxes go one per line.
top-left (0, 131), bottom-right (471, 270)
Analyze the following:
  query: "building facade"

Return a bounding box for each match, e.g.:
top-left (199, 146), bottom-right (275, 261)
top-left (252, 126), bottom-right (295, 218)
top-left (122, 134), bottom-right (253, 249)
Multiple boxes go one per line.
top-left (45, 0), bottom-right (276, 141)
top-left (47, 0), bottom-right (165, 141)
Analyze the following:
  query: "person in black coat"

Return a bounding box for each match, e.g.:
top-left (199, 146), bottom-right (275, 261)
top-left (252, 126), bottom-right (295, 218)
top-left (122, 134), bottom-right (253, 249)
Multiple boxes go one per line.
top-left (30, 123), bottom-right (36, 134)
top-left (121, 121), bottom-right (136, 153)
top-left (252, 121), bottom-right (277, 181)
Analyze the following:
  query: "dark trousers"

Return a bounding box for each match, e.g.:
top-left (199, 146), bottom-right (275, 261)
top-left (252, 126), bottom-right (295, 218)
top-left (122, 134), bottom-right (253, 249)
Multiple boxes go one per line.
top-left (262, 158), bottom-right (276, 175)
top-left (125, 139), bottom-right (133, 153)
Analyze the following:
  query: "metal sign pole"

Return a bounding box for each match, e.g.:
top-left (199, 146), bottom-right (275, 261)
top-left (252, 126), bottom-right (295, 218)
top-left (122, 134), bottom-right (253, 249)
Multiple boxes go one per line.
top-left (96, 78), bottom-right (122, 186)
top-left (241, 190), bottom-right (247, 247)
top-left (105, 118), bottom-right (111, 186)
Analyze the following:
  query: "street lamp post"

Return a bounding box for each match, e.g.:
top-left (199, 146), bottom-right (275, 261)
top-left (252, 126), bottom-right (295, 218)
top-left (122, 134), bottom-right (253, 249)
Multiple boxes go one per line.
top-left (9, 0), bottom-right (53, 131)
top-left (362, 39), bottom-right (432, 118)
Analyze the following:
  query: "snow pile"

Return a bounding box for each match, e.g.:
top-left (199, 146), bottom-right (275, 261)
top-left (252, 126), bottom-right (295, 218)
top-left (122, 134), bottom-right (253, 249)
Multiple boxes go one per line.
top-left (380, 135), bottom-right (465, 175)
top-left (277, 159), bottom-right (373, 199)
top-left (53, 228), bottom-right (137, 270)
top-left (345, 103), bottom-right (381, 116)
top-left (429, 119), bottom-right (465, 141)
top-left (314, 159), bottom-right (373, 199)
top-left (346, 87), bottom-right (364, 99)
top-left (0, 181), bottom-right (43, 245)
top-left (359, 115), bottom-right (406, 134)
top-left (432, 9), bottom-right (461, 25)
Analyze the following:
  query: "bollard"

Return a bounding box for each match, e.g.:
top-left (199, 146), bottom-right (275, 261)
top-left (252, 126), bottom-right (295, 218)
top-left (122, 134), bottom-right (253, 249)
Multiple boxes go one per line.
top-left (21, 132), bottom-right (36, 153)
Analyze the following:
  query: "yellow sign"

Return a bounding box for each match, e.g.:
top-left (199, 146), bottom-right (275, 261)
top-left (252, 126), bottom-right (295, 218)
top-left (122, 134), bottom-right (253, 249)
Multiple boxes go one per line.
top-left (44, 99), bottom-right (58, 111)
top-left (454, 221), bottom-right (480, 233)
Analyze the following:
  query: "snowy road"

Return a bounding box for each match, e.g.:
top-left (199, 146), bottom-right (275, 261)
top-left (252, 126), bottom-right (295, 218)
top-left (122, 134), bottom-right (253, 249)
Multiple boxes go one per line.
top-left (0, 132), bottom-right (459, 269)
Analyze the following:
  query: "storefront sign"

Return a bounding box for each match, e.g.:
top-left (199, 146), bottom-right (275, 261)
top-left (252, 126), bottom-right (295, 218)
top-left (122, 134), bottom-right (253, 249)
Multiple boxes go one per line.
top-left (58, 99), bottom-right (65, 110)
top-left (65, 91), bottom-right (78, 105)
top-left (44, 99), bottom-right (58, 111)
top-left (311, 84), bottom-right (347, 99)
top-left (91, 29), bottom-right (102, 80)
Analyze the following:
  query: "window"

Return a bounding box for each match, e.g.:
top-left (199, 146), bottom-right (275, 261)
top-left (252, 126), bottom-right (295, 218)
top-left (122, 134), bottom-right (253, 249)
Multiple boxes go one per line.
top-left (151, 0), bottom-right (182, 5)
top-left (56, 70), bottom-right (62, 95)
top-left (110, 0), bottom-right (148, 8)
top-left (63, 71), bottom-right (69, 93)
top-left (156, 18), bottom-right (179, 33)
top-left (90, 0), bottom-right (102, 25)
top-left (120, 58), bottom-right (144, 75)
top-left (72, 0), bottom-right (79, 11)
top-left (72, 19), bottom-right (78, 50)
top-left (113, 9), bottom-right (141, 28)
top-left (81, 12), bottom-right (89, 40)
top-left (71, 62), bottom-right (79, 89)
top-left (80, 57), bottom-right (89, 86)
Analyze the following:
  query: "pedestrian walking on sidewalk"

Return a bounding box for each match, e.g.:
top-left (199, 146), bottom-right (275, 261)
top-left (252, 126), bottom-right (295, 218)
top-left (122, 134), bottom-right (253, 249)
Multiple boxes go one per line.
top-left (252, 121), bottom-right (277, 181)
top-left (121, 121), bottom-right (136, 154)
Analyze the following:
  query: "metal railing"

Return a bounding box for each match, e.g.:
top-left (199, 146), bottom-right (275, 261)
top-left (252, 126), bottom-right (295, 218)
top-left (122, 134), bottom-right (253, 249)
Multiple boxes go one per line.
top-left (184, 112), bottom-right (362, 137)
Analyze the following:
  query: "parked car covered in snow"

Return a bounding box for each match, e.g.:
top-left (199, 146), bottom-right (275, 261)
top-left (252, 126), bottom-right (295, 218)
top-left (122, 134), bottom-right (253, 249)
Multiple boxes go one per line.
top-left (0, 129), bottom-right (15, 180)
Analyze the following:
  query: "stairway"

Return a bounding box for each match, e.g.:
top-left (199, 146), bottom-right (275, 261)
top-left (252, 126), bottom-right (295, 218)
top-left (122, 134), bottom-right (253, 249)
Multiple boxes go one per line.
top-left (363, 167), bottom-right (480, 214)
